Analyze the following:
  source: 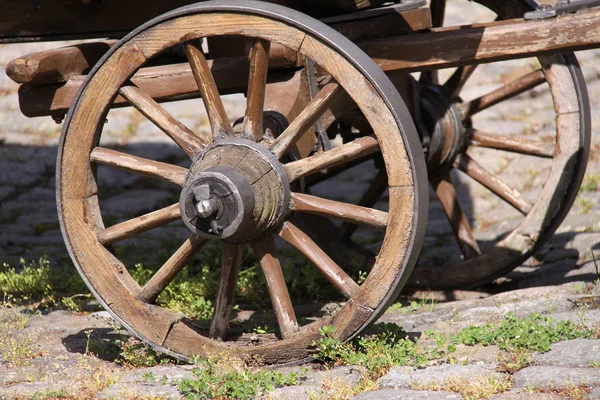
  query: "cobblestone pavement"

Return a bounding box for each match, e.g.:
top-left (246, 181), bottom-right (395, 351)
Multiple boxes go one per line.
top-left (3, 1), bottom-right (600, 399)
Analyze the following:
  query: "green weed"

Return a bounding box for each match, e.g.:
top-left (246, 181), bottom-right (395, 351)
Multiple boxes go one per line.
top-left (576, 197), bottom-right (595, 214)
top-left (179, 355), bottom-right (299, 400)
top-left (314, 325), bottom-right (451, 379)
top-left (0, 258), bottom-right (87, 304)
top-left (579, 173), bottom-right (600, 193)
top-left (413, 375), bottom-right (511, 400)
top-left (0, 331), bottom-right (37, 367)
top-left (453, 312), bottom-right (593, 352)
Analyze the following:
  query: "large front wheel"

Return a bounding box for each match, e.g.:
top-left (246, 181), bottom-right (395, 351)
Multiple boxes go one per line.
top-left (57, 1), bottom-right (427, 363)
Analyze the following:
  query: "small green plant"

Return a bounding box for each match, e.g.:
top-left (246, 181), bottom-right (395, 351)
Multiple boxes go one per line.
top-left (32, 389), bottom-right (67, 400)
top-left (314, 325), bottom-right (450, 379)
top-left (412, 375), bottom-right (511, 400)
top-left (576, 197), bottom-right (595, 214)
top-left (579, 173), bottom-right (600, 193)
top-left (141, 371), bottom-right (156, 382)
top-left (0, 331), bottom-right (37, 367)
top-left (453, 312), bottom-right (593, 352)
top-left (498, 348), bottom-right (532, 373)
top-left (0, 258), bottom-right (88, 304)
top-left (179, 355), bottom-right (298, 400)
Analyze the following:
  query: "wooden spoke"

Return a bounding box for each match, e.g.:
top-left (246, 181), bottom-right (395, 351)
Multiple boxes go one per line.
top-left (119, 85), bottom-right (206, 156)
top-left (290, 192), bottom-right (387, 229)
top-left (209, 243), bottom-right (243, 340)
top-left (460, 69), bottom-right (546, 118)
top-left (339, 168), bottom-right (388, 239)
top-left (430, 169), bottom-right (481, 260)
top-left (243, 39), bottom-right (271, 142)
top-left (183, 39), bottom-right (233, 139)
top-left (285, 136), bottom-right (379, 182)
top-left (468, 129), bottom-right (554, 158)
top-left (137, 235), bottom-right (208, 303)
top-left (278, 222), bottom-right (359, 298)
top-left (99, 203), bottom-right (181, 245)
top-left (90, 147), bottom-right (188, 186)
top-left (251, 236), bottom-right (298, 339)
top-left (271, 82), bottom-right (342, 159)
top-left (444, 64), bottom-right (478, 98)
top-left (454, 153), bottom-right (533, 215)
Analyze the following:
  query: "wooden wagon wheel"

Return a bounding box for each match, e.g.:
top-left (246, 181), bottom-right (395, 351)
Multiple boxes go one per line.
top-left (56, 0), bottom-right (427, 363)
top-left (337, 0), bottom-right (591, 290)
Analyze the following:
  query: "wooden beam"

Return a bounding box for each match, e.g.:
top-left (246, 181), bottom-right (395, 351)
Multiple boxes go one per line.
top-left (360, 7), bottom-right (600, 72)
top-left (18, 58), bottom-right (295, 118)
top-left (6, 41), bottom-right (117, 85)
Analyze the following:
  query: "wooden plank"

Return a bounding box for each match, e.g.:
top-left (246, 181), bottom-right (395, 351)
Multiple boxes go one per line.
top-left (6, 41), bottom-right (117, 85)
top-left (0, 0), bottom-right (399, 42)
top-left (18, 58), bottom-right (299, 118)
top-left (360, 7), bottom-right (600, 72)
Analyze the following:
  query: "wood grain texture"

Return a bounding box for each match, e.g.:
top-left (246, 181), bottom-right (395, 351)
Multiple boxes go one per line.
top-left (252, 236), bottom-right (299, 339)
top-left (360, 8), bottom-right (600, 72)
top-left (271, 82), bottom-right (342, 159)
top-left (6, 40), bottom-right (117, 85)
top-left (138, 235), bottom-right (208, 304)
top-left (243, 39), bottom-right (271, 142)
top-left (119, 85), bottom-right (206, 155)
top-left (278, 222), bottom-right (359, 298)
top-left (431, 169), bottom-right (481, 260)
top-left (340, 167), bottom-right (388, 239)
top-left (284, 136), bottom-right (379, 182)
top-left (19, 58), bottom-right (300, 118)
top-left (57, 10), bottom-right (422, 362)
top-left (454, 153), bottom-right (532, 215)
top-left (99, 203), bottom-right (181, 245)
top-left (133, 14), bottom-right (306, 59)
top-left (460, 69), bottom-right (546, 118)
top-left (184, 40), bottom-right (233, 139)
top-left (90, 147), bottom-right (188, 186)
top-left (290, 192), bottom-right (387, 229)
top-left (209, 243), bottom-right (243, 340)
top-left (469, 129), bottom-right (554, 158)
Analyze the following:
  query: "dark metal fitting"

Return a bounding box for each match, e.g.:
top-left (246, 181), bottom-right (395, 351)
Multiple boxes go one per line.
top-left (180, 166), bottom-right (255, 240)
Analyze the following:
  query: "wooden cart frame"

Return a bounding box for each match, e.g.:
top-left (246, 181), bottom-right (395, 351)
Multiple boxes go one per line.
top-left (1, 0), bottom-right (597, 363)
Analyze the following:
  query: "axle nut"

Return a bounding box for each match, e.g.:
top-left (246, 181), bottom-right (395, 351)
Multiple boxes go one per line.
top-left (180, 166), bottom-right (255, 240)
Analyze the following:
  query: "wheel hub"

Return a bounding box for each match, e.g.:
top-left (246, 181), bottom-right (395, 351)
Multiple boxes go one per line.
top-left (419, 84), bottom-right (466, 171)
top-left (180, 138), bottom-right (291, 242)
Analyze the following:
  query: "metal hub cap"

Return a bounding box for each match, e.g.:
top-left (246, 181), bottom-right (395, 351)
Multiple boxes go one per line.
top-left (180, 138), bottom-right (291, 242)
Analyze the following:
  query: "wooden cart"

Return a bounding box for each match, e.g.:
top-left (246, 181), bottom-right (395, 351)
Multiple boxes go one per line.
top-left (1, 0), bottom-right (597, 363)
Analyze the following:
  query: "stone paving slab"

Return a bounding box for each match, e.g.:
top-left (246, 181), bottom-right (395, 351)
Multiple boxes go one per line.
top-left (532, 339), bottom-right (600, 368)
top-left (512, 366), bottom-right (600, 390)
top-left (379, 364), bottom-right (504, 390)
top-left (353, 389), bottom-right (463, 399)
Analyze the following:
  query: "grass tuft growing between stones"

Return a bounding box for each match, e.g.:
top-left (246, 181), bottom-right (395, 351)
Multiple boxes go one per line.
top-left (453, 312), bottom-right (594, 352)
top-left (0, 257), bottom-right (88, 307)
top-left (178, 354), bottom-right (299, 400)
top-left (412, 375), bottom-right (511, 400)
top-left (526, 385), bottom-right (593, 400)
top-left (314, 324), bottom-right (452, 380)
